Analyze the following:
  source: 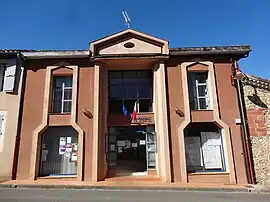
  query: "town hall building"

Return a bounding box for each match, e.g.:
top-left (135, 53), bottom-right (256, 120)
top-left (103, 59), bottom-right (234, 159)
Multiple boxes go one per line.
top-left (12, 29), bottom-right (252, 184)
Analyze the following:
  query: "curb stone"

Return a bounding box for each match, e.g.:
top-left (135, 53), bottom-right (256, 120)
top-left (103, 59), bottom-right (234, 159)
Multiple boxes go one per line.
top-left (0, 183), bottom-right (252, 193)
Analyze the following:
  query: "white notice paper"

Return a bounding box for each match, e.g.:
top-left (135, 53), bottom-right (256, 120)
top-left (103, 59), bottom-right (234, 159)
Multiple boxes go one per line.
top-left (73, 144), bottom-right (78, 151)
top-left (110, 144), bottom-right (116, 151)
top-left (200, 132), bottom-right (223, 169)
top-left (132, 143), bottom-right (138, 148)
top-left (60, 137), bottom-right (66, 146)
top-left (125, 140), bottom-right (131, 148)
top-left (67, 137), bottom-right (72, 144)
top-left (71, 153), bottom-right (78, 161)
top-left (42, 154), bottom-right (47, 161)
top-left (59, 147), bottom-right (65, 155)
top-left (64, 152), bottom-right (71, 158)
top-left (66, 147), bottom-right (72, 153)
top-left (117, 141), bottom-right (125, 147)
top-left (42, 150), bottom-right (48, 155)
top-left (139, 140), bottom-right (146, 145)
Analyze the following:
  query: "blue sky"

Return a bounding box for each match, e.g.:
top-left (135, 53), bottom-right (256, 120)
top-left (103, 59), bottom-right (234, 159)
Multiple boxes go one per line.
top-left (1, 0), bottom-right (269, 78)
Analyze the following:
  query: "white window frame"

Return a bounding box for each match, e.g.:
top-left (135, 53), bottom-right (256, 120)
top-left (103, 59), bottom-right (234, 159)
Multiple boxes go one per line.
top-left (0, 63), bottom-right (6, 92)
top-left (195, 77), bottom-right (210, 110)
top-left (53, 77), bottom-right (72, 114)
top-left (61, 82), bottom-right (72, 113)
top-left (189, 72), bottom-right (211, 110)
top-left (0, 111), bottom-right (7, 152)
top-left (200, 132), bottom-right (225, 170)
top-left (185, 130), bottom-right (226, 172)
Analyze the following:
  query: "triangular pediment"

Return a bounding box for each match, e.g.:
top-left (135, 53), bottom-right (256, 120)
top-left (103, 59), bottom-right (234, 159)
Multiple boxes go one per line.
top-left (90, 29), bottom-right (169, 56)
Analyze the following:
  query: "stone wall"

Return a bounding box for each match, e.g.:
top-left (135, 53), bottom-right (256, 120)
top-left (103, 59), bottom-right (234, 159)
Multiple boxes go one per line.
top-left (243, 84), bottom-right (270, 185)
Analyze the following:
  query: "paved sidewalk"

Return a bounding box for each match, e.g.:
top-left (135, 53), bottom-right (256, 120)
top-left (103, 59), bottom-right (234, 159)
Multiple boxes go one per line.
top-left (0, 179), bottom-right (259, 193)
top-left (1, 188), bottom-right (269, 202)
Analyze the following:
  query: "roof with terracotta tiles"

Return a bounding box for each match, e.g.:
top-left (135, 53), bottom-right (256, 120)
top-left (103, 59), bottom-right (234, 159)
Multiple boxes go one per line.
top-left (243, 74), bottom-right (270, 90)
top-left (0, 49), bottom-right (87, 53)
top-left (170, 45), bottom-right (251, 55)
top-left (0, 45), bottom-right (251, 55)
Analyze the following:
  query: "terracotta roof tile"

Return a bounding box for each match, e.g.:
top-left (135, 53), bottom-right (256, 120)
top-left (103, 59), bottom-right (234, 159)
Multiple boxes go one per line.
top-left (170, 45), bottom-right (251, 55)
top-left (243, 74), bottom-right (270, 90)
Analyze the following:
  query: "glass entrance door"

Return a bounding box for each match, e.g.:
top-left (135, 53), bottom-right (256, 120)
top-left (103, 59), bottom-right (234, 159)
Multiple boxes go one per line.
top-left (107, 126), bottom-right (156, 177)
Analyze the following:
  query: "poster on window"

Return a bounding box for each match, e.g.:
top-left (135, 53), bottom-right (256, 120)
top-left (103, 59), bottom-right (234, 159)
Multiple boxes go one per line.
top-left (200, 132), bottom-right (223, 169)
top-left (184, 136), bottom-right (203, 168)
top-left (71, 152), bottom-right (78, 162)
top-left (59, 137), bottom-right (66, 146)
top-left (72, 143), bottom-right (78, 152)
top-left (117, 141), bottom-right (125, 147)
top-left (132, 143), bottom-right (137, 148)
top-left (59, 146), bottom-right (66, 155)
top-left (66, 137), bottom-right (72, 144)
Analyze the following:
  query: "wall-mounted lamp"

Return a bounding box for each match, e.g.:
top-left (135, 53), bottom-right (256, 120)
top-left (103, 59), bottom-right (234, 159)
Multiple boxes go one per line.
top-left (82, 108), bottom-right (93, 119)
top-left (233, 61), bottom-right (247, 81)
top-left (234, 69), bottom-right (247, 81)
top-left (175, 107), bottom-right (184, 117)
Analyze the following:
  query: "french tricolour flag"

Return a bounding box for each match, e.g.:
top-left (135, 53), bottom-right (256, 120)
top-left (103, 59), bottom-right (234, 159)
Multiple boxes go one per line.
top-left (132, 101), bottom-right (137, 120)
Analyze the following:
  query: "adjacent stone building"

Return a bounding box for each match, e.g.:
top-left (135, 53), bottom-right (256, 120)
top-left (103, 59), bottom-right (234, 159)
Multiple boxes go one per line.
top-left (243, 75), bottom-right (270, 186)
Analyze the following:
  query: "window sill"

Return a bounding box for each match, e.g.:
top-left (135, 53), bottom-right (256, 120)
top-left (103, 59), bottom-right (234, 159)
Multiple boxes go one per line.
top-left (37, 175), bottom-right (77, 179)
top-left (188, 172), bottom-right (229, 176)
top-left (137, 112), bottom-right (154, 114)
top-left (191, 109), bottom-right (214, 112)
top-left (49, 113), bottom-right (71, 115)
top-left (108, 112), bottom-right (153, 115)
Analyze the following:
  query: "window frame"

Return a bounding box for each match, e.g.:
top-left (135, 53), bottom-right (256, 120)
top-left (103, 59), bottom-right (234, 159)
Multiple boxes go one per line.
top-left (51, 76), bottom-right (73, 114)
top-left (0, 63), bottom-right (6, 92)
top-left (39, 126), bottom-right (78, 176)
top-left (188, 72), bottom-right (211, 110)
top-left (108, 70), bottom-right (153, 114)
top-left (184, 124), bottom-right (226, 173)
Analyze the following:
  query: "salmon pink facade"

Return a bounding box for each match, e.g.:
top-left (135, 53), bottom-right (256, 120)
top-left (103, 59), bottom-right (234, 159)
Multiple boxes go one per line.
top-left (12, 29), bottom-right (253, 185)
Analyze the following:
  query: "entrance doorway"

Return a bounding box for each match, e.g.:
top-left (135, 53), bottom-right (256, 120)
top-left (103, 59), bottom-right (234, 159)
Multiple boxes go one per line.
top-left (107, 126), bottom-right (156, 177)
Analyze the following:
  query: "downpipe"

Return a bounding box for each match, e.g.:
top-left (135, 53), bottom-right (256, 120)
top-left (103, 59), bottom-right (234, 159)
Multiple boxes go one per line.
top-left (233, 61), bottom-right (255, 184)
top-left (11, 53), bottom-right (26, 179)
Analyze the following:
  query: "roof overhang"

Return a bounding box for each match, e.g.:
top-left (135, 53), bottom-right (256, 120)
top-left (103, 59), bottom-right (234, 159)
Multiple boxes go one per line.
top-left (0, 52), bottom-right (24, 60)
top-left (169, 46), bottom-right (251, 58)
top-left (22, 50), bottom-right (89, 59)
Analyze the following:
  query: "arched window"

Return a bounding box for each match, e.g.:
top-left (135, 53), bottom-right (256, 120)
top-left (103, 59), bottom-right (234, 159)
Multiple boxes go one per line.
top-left (184, 122), bottom-right (226, 173)
top-left (39, 126), bottom-right (78, 176)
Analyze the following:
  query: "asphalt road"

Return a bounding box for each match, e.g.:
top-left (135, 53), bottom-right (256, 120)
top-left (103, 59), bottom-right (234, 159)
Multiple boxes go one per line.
top-left (0, 188), bottom-right (269, 202)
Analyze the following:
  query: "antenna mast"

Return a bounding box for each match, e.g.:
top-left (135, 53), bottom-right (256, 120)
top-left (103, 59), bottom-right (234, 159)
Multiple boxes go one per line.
top-left (122, 11), bottom-right (131, 29)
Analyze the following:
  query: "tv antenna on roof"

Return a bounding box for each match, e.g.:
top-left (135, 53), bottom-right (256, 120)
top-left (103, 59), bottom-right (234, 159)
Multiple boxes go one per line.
top-left (122, 11), bottom-right (131, 29)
